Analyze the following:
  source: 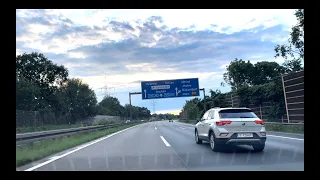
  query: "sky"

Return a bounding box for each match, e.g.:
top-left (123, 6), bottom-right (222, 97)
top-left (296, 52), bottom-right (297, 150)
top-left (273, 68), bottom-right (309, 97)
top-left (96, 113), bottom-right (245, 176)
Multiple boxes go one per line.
top-left (16, 9), bottom-right (298, 115)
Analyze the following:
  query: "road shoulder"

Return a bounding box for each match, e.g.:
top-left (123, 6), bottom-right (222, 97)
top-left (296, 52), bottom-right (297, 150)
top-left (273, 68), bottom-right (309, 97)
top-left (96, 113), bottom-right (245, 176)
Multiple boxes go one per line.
top-left (17, 123), bottom-right (144, 171)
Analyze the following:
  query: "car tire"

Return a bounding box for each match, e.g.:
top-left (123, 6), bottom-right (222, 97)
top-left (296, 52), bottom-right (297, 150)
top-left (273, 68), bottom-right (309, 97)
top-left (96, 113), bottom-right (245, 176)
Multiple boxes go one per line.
top-left (252, 143), bottom-right (265, 152)
top-left (209, 132), bottom-right (221, 152)
top-left (195, 130), bottom-right (202, 144)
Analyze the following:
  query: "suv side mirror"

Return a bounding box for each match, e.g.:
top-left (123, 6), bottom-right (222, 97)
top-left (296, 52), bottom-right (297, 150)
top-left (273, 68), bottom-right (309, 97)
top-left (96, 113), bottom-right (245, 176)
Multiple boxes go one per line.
top-left (196, 118), bottom-right (201, 122)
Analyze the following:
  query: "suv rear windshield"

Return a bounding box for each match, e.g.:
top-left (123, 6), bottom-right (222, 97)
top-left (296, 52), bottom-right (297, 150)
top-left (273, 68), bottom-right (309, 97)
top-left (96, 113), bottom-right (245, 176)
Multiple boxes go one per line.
top-left (218, 109), bottom-right (258, 118)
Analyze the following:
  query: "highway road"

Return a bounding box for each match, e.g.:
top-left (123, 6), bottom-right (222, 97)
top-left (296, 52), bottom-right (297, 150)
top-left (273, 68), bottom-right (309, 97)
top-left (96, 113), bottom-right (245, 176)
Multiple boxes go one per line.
top-left (17, 121), bottom-right (304, 171)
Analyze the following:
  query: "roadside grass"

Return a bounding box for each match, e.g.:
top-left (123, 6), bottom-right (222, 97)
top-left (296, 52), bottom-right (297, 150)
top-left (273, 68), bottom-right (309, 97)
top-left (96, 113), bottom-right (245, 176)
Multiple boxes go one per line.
top-left (179, 120), bottom-right (304, 134)
top-left (264, 124), bottom-right (304, 134)
top-left (16, 122), bottom-right (142, 167)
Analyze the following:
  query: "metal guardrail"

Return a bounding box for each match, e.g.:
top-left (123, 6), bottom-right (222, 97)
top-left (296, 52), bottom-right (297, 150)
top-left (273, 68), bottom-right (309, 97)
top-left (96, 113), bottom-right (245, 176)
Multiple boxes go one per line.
top-left (16, 121), bottom-right (142, 145)
top-left (178, 120), bottom-right (304, 126)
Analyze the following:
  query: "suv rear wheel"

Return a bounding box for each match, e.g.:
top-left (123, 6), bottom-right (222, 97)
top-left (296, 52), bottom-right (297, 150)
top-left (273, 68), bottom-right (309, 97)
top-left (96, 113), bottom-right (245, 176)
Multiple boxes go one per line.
top-left (252, 143), bottom-right (265, 152)
top-left (195, 130), bottom-right (202, 144)
top-left (209, 132), bottom-right (221, 152)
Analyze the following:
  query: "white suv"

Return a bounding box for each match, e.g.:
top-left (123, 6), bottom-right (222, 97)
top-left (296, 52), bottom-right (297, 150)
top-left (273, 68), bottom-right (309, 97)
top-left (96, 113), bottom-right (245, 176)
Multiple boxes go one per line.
top-left (194, 107), bottom-right (266, 152)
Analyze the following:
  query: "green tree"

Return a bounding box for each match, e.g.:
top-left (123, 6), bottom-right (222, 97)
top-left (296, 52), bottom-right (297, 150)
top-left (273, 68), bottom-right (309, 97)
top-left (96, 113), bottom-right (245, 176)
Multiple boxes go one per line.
top-left (124, 104), bottom-right (131, 118)
top-left (98, 97), bottom-right (151, 120)
top-left (223, 59), bottom-right (286, 89)
top-left (16, 52), bottom-right (68, 89)
top-left (274, 9), bottom-right (304, 73)
top-left (16, 52), bottom-right (69, 110)
top-left (209, 89), bottom-right (230, 108)
top-left (182, 98), bottom-right (203, 120)
top-left (223, 58), bottom-right (255, 89)
top-left (131, 106), bottom-right (151, 120)
top-left (16, 76), bottom-right (41, 110)
top-left (98, 96), bottom-right (123, 116)
top-left (251, 61), bottom-right (285, 85)
top-left (57, 78), bottom-right (97, 123)
top-left (140, 107), bottom-right (151, 119)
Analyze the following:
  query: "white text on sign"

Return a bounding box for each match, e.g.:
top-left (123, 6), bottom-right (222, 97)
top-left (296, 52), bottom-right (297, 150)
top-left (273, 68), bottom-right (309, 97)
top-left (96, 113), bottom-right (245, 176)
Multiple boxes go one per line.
top-left (151, 85), bottom-right (170, 90)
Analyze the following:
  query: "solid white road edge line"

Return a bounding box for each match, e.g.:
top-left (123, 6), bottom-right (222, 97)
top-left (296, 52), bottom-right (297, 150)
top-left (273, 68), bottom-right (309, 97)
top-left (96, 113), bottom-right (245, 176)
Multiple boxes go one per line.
top-left (24, 123), bottom-right (144, 171)
top-left (267, 135), bottom-right (304, 141)
top-left (160, 136), bottom-right (171, 147)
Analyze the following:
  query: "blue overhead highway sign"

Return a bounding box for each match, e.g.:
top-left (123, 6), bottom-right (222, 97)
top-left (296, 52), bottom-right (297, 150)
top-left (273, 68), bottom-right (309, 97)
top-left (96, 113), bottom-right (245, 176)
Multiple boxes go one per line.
top-left (141, 78), bottom-right (200, 100)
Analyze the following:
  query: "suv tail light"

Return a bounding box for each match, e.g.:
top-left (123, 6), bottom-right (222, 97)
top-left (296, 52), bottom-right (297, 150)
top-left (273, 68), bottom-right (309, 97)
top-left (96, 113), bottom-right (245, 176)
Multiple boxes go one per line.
top-left (216, 120), bottom-right (232, 126)
top-left (254, 119), bottom-right (265, 125)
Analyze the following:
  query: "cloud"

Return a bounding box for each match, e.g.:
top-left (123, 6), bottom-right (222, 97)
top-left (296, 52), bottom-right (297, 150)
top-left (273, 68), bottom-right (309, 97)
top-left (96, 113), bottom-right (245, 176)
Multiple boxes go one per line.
top-left (16, 9), bottom-right (298, 112)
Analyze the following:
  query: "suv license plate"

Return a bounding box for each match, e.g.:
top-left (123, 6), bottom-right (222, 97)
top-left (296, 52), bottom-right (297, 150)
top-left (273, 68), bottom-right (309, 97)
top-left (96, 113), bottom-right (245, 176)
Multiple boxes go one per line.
top-left (237, 133), bottom-right (253, 138)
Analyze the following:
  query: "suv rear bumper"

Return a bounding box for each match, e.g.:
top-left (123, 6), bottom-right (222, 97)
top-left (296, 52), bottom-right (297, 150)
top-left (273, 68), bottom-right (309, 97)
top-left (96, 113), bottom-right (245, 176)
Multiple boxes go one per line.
top-left (215, 133), bottom-right (266, 145)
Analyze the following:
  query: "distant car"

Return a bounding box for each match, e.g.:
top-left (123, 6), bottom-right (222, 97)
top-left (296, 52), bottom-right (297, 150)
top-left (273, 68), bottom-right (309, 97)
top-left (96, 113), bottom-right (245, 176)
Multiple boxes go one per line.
top-left (169, 120), bottom-right (173, 122)
top-left (125, 120), bottom-right (131, 123)
top-left (194, 107), bottom-right (266, 152)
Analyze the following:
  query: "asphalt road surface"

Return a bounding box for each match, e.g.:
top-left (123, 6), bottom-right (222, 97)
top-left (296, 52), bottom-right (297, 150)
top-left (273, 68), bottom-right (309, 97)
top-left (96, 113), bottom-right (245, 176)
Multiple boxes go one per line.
top-left (18, 121), bottom-right (304, 171)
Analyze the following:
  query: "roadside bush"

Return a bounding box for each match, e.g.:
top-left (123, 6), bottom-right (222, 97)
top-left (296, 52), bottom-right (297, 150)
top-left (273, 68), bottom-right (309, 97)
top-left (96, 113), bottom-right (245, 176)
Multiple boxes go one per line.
top-left (265, 124), bottom-right (304, 134)
top-left (235, 79), bottom-right (285, 119)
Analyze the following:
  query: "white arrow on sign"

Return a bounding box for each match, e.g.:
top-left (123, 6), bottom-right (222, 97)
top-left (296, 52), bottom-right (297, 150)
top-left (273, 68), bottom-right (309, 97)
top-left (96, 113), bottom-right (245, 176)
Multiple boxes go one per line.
top-left (175, 87), bottom-right (181, 96)
top-left (144, 89), bottom-right (147, 98)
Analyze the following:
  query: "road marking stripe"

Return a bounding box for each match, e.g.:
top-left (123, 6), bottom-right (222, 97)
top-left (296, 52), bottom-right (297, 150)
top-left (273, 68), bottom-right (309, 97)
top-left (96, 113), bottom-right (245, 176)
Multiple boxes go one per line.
top-left (24, 123), bottom-right (143, 171)
top-left (179, 127), bottom-right (185, 130)
top-left (48, 156), bottom-right (61, 160)
top-left (160, 136), bottom-right (171, 147)
top-left (267, 135), bottom-right (304, 141)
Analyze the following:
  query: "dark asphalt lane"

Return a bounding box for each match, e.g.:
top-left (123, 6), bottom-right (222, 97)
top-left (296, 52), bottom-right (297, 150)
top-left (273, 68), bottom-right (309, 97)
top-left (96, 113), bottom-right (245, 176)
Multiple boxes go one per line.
top-left (157, 121), bottom-right (304, 171)
top-left (18, 121), bottom-right (304, 171)
top-left (29, 122), bottom-right (186, 171)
